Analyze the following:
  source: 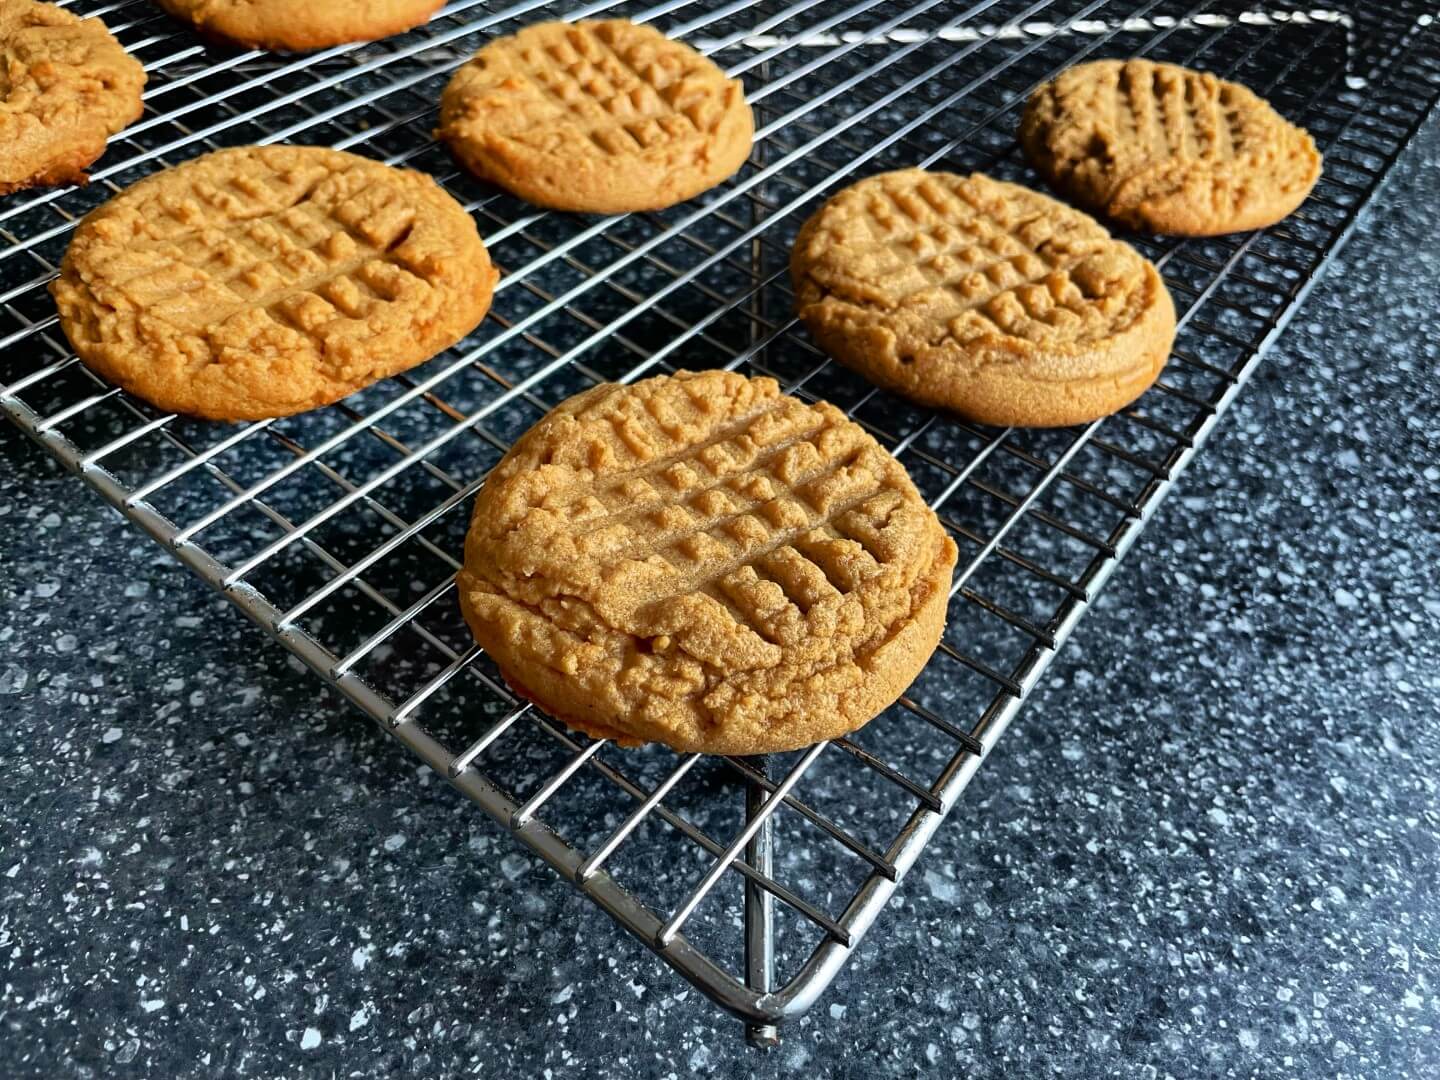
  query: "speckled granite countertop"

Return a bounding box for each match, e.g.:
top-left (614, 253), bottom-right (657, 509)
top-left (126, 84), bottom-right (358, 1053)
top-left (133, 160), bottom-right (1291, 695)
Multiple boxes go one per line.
top-left (3, 111), bottom-right (1438, 1080)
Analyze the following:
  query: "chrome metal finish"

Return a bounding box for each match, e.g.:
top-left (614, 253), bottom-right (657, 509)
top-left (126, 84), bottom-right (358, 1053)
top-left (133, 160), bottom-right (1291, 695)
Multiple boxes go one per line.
top-left (3, 0), bottom-right (1437, 1040)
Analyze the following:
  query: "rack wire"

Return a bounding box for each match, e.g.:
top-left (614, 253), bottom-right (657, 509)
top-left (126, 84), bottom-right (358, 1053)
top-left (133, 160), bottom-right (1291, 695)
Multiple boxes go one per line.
top-left (2, 0), bottom-right (1436, 1044)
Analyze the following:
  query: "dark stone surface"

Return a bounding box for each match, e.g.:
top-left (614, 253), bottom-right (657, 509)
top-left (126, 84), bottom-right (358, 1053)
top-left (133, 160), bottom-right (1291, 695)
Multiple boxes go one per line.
top-left (3, 97), bottom-right (1438, 1080)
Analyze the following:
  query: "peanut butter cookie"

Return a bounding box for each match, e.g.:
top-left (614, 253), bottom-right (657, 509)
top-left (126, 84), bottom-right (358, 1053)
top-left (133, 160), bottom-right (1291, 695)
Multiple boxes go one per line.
top-left (52, 145), bottom-right (497, 421)
top-left (791, 169), bottom-right (1176, 428)
top-left (0, 1), bottom-right (145, 195)
top-left (438, 19), bottom-right (753, 213)
top-left (153, 0), bottom-right (442, 52)
top-left (457, 370), bottom-right (957, 754)
top-left (1019, 58), bottom-right (1322, 235)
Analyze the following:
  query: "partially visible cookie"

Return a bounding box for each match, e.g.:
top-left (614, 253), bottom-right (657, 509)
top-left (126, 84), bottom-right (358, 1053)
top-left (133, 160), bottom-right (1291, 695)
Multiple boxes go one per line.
top-left (438, 19), bottom-right (753, 213)
top-left (457, 370), bottom-right (958, 755)
top-left (0, 1), bottom-right (145, 195)
top-left (153, 0), bottom-right (442, 52)
top-left (52, 145), bottom-right (497, 421)
top-left (1019, 58), bottom-right (1322, 236)
top-left (791, 169), bottom-right (1176, 428)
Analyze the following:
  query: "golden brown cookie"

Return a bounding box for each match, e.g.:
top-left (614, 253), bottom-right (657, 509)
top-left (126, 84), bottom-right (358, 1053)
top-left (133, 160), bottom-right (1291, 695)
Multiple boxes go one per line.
top-left (457, 370), bottom-right (958, 755)
top-left (52, 145), bottom-right (497, 422)
top-left (153, 0), bottom-right (441, 52)
top-left (437, 19), bottom-right (754, 214)
top-left (0, 1), bottom-right (145, 195)
top-left (1019, 58), bottom-right (1322, 236)
top-left (791, 169), bottom-right (1176, 428)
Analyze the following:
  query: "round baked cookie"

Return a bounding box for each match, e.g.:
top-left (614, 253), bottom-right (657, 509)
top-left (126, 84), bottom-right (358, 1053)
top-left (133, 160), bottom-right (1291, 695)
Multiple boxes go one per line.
top-left (437, 19), bottom-right (754, 213)
top-left (52, 145), bottom-right (497, 421)
top-left (791, 169), bottom-right (1176, 428)
top-left (153, 0), bottom-right (442, 52)
top-left (0, 1), bottom-right (146, 195)
top-left (1019, 58), bottom-right (1322, 236)
top-left (457, 370), bottom-right (958, 755)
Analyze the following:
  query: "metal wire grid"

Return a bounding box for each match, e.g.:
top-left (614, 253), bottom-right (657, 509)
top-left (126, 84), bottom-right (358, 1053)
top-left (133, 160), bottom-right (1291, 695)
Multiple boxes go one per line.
top-left (1, 0), bottom-right (1436, 1040)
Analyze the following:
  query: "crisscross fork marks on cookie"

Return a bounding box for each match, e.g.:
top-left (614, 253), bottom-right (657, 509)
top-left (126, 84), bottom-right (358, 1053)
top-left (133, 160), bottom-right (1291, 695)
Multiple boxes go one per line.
top-left (667, 503), bottom-right (881, 646)
top-left (52, 145), bottom-right (496, 422)
top-left (1109, 62), bottom-right (1247, 172)
top-left (439, 19), bottom-right (752, 214)
top-left (517, 374), bottom-right (909, 632)
top-left (507, 22), bottom-right (717, 156)
top-left (117, 169), bottom-right (434, 343)
top-left (645, 455), bottom-right (903, 649)
top-left (456, 371), bottom-right (956, 753)
top-left (202, 207), bottom-right (416, 337)
top-left (855, 181), bottom-right (1061, 319)
top-left (1020, 59), bottom-right (1321, 235)
top-left (569, 396), bottom-right (821, 524)
top-left (821, 172), bottom-right (1133, 345)
top-left (0, 1), bottom-right (146, 195)
top-left (639, 437), bottom-right (885, 586)
top-left (687, 488), bottom-right (905, 644)
top-left (583, 23), bottom-right (724, 143)
top-left (559, 391), bottom-right (896, 619)
top-left (792, 170), bottom-right (1175, 427)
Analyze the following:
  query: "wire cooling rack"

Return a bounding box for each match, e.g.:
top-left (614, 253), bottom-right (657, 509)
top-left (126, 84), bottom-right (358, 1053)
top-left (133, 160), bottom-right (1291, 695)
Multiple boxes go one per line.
top-left (2, 0), bottom-right (1437, 1044)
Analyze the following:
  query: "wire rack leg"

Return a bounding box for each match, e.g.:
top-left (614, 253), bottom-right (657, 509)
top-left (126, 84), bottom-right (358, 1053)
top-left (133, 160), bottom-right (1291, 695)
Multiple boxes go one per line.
top-left (743, 754), bottom-right (779, 1048)
top-left (741, 90), bottom-right (780, 1044)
